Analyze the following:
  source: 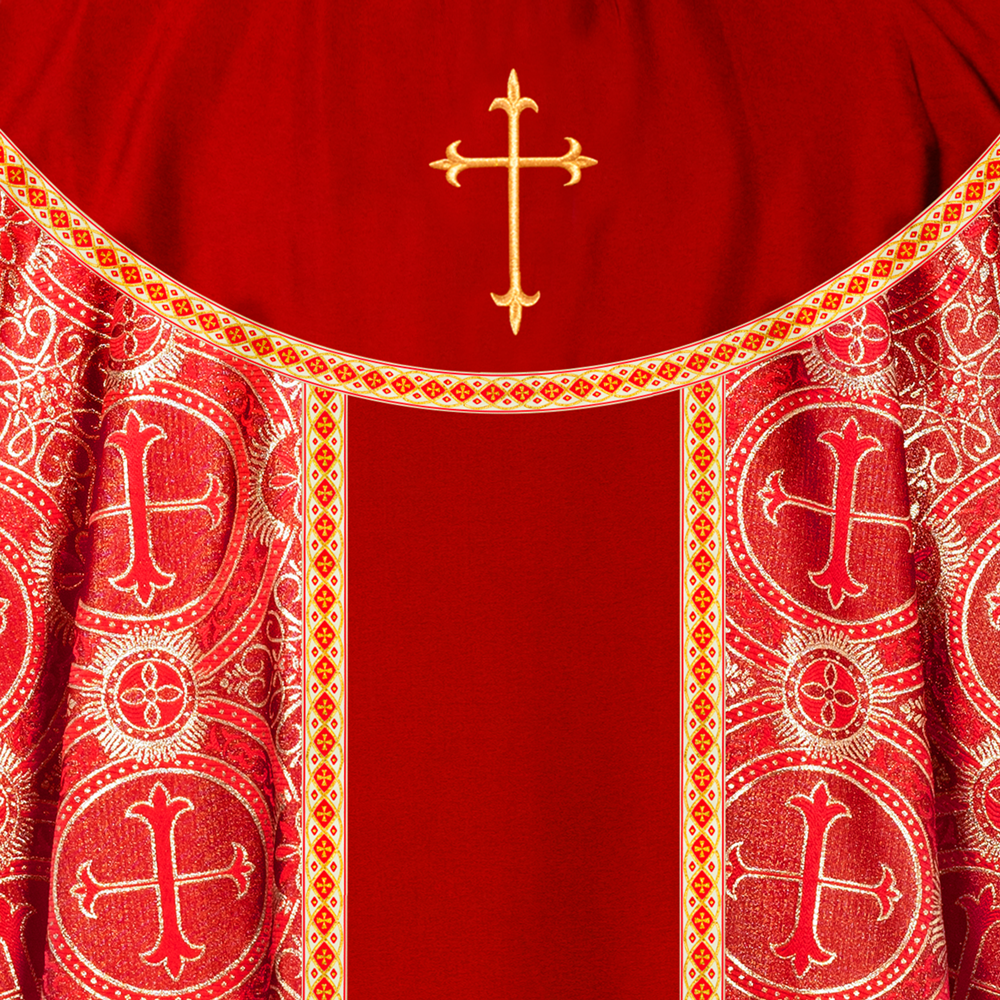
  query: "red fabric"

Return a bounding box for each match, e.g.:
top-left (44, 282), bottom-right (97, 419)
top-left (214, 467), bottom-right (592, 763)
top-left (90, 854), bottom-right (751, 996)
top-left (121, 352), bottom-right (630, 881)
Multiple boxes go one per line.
top-left (0, 200), bottom-right (303, 997)
top-left (720, 200), bottom-right (1000, 1000)
top-left (1, 3), bottom-right (1000, 1000)
top-left (0, 1), bottom-right (999, 370)
top-left (348, 396), bottom-right (681, 998)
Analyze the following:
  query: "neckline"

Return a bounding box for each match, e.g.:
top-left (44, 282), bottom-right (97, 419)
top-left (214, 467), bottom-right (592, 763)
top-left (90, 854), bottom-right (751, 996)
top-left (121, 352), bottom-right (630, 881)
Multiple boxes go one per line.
top-left (2, 127), bottom-right (998, 412)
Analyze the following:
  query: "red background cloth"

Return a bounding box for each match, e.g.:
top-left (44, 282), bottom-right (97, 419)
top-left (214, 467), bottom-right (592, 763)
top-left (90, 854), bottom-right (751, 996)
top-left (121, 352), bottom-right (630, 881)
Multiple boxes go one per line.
top-left (2, 1), bottom-right (999, 370)
top-left (1, 2), bottom-right (999, 997)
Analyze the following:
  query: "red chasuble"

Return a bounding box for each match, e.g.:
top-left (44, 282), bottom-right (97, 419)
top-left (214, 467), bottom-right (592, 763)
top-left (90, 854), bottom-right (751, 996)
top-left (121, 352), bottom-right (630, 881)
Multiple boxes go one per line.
top-left (0, 3), bottom-right (1000, 999)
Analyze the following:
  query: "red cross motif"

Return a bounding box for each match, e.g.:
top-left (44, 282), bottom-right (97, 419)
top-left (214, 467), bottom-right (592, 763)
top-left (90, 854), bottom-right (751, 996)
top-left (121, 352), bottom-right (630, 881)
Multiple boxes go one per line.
top-left (90, 410), bottom-right (225, 607)
top-left (758, 418), bottom-right (910, 609)
top-left (726, 781), bottom-right (901, 976)
top-left (953, 884), bottom-right (1000, 1000)
top-left (70, 782), bottom-right (253, 979)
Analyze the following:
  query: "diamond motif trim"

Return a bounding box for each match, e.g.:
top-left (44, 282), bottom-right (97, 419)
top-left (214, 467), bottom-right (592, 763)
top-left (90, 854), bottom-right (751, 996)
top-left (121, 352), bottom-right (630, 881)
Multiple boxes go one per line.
top-left (1, 130), bottom-right (998, 409)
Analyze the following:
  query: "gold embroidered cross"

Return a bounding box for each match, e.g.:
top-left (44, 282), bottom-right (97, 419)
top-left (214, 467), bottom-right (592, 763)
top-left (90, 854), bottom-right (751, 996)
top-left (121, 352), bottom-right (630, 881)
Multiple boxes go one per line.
top-left (431, 70), bottom-right (597, 334)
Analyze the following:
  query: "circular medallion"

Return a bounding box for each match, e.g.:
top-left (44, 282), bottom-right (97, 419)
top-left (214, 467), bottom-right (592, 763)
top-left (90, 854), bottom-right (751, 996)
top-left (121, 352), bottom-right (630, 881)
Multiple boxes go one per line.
top-left (79, 394), bottom-right (246, 630)
top-left (784, 646), bottom-right (869, 743)
top-left (50, 759), bottom-right (271, 999)
top-left (85, 630), bottom-right (204, 763)
top-left (725, 754), bottom-right (933, 998)
top-left (728, 389), bottom-right (916, 636)
top-left (105, 648), bottom-right (195, 742)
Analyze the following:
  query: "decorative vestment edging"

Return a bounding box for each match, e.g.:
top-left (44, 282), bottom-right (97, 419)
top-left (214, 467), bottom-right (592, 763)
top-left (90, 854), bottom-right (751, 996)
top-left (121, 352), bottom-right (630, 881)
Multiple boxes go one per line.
top-left (0, 131), bottom-right (998, 410)
top-left (682, 381), bottom-right (725, 1000)
top-left (303, 389), bottom-right (346, 999)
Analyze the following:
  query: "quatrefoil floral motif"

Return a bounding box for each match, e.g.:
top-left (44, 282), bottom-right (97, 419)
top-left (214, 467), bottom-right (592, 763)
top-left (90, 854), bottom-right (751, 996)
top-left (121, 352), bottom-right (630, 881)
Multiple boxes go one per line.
top-left (798, 660), bottom-right (859, 728)
top-left (762, 627), bottom-right (893, 761)
top-left (118, 660), bottom-right (184, 729)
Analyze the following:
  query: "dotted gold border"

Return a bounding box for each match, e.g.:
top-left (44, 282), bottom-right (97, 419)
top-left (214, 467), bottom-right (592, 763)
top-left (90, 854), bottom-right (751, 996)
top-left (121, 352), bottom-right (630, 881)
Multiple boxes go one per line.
top-left (303, 388), bottom-right (346, 1000)
top-left (681, 379), bottom-right (724, 1000)
top-left (0, 130), bottom-right (998, 409)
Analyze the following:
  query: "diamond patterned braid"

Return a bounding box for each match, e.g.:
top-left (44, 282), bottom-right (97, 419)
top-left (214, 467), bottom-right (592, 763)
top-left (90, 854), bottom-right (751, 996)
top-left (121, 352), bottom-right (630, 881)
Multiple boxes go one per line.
top-left (305, 388), bottom-right (345, 1000)
top-left (682, 379), bottom-right (724, 1000)
top-left (2, 133), bottom-right (999, 409)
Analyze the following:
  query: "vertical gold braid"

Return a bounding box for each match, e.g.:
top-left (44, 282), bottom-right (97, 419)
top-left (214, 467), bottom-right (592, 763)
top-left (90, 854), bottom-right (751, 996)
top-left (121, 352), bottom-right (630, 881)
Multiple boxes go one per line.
top-left (681, 379), bottom-right (725, 1000)
top-left (304, 388), bottom-right (346, 1000)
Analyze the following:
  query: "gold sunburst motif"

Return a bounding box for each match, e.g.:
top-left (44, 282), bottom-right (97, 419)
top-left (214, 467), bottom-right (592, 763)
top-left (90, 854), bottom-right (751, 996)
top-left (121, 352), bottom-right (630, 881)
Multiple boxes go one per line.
top-left (0, 744), bottom-right (35, 870)
top-left (723, 642), bottom-right (758, 703)
top-left (105, 301), bottom-right (184, 391)
top-left (803, 339), bottom-right (896, 399)
top-left (762, 627), bottom-right (896, 761)
top-left (28, 514), bottom-right (89, 639)
top-left (248, 418), bottom-right (302, 546)
top-left (22, 228), bottom-right (65, 278)
top-left (955, 734), bottom-right (1000, 861)
top-left (73, 628), bottom-right (206, 764)
top-left (913, 511), bottom-right (965, 604)
top-left (803, 301), bottom-right (897, 398)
